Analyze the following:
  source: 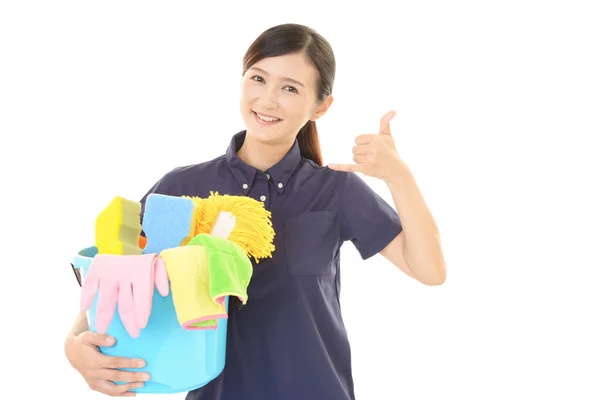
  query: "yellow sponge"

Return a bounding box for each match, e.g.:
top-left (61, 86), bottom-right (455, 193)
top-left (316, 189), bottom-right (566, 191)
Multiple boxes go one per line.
top-left (95, 196), bottom-right (143, 255)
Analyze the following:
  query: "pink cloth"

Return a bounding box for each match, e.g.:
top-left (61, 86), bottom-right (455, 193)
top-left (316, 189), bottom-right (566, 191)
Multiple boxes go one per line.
top-left (80, 253), bottom-right (169, 338)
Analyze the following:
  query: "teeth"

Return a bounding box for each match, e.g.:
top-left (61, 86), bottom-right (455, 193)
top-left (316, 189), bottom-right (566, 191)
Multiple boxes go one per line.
top-left (256, 112), bottom-right (280, 122)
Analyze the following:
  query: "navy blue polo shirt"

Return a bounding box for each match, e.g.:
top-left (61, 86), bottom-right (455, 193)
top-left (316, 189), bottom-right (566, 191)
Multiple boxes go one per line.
top-left (139, 131), bottom-right (402, 400)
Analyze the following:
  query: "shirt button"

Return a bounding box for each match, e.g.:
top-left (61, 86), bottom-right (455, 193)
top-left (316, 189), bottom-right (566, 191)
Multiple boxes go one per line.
top-left (242, 183), bottom-right (248, 189)
top-left (277, 183), bottom-right (283, 189)
top-left (260, 195), bottom-right (266, 201)
top-left (266, 173), bottom-right (270, 179)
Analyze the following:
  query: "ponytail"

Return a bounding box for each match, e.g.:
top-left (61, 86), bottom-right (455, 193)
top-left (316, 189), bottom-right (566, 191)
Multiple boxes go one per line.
top-left (297, 120), bottom-right (323, 166)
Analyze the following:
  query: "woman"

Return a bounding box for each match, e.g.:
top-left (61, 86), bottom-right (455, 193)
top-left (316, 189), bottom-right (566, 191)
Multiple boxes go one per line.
top-left (64, 23), bottom-right (446, 399)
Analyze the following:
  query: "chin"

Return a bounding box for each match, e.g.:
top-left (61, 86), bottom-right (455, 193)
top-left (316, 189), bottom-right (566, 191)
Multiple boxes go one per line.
top-left (245, 126), bottom-right (280, 144)
top-left (244, 110), bottom-right (287, 142)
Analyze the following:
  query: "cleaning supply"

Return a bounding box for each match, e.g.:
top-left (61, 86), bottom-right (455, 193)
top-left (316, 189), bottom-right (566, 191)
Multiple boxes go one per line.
top-left (73, 245), bottom-right (231, 394)
top-left (157, 210), bottom-right (241, 330)
top-left (186, 191), bottom-right (275, 263)
top-left (70, 192), bottom-right (276, 393)
top-left (142, 194), bottom-right (197, 255)
top-left (159, 245), bottom-right (227, 329)
top-left (138, 235), bottom-right (147, 249)
top-left (187, 233), bottom-right (252, 307)
top-left (80, 253), bottom-right (169, 338)
top-left (161, 233), bottom-right (253, 330)
top-left (209, 211), bottom-right (236, 239)
top-left (95, 196), bottom-right (143, 255)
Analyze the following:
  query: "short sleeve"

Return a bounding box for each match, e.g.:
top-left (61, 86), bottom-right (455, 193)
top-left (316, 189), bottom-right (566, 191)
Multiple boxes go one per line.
top-left (139, 168), bottom-right (181, 236)
top-left (338, 171), bottom-right (403, 260)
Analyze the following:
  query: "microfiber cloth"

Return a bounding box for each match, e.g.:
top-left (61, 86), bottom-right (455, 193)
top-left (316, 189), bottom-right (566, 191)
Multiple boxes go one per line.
top-left (160, 234), bottom-right (253, 330)
top-left (159, 245), bottom-right (227, 330)
top-left (187, 233), bottom-right (252, 306)
top-left (80, 253), bottom-right (169, 338)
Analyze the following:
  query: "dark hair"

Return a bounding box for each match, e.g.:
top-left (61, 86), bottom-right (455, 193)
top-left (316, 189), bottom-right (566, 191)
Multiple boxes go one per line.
top-left (242, 23), bottom-right (336, 166)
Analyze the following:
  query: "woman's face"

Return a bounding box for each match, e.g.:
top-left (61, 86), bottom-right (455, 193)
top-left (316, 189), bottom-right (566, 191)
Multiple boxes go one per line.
top-left (239, 52), bottom-right (331, 145)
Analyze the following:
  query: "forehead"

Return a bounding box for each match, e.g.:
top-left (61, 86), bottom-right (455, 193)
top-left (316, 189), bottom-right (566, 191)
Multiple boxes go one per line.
top-left (250, 52), bottom-right (318, 88)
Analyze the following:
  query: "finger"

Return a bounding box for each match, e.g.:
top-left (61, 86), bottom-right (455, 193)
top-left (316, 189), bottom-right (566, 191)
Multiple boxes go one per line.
top-left (95, 281), bottom-right (118, 334)
top-left (379, 110), bottom-right (396, 136)
top-left (353, 154), bottom-right (368, 164)
top-left (352, 144), bottom-right (370, 155)
top-left (154, 257), bottom-right (169, 297)
top-left (355, 134), bottom-right (375, 145)
top-left (98, 367), bottom-right (151, 384)
top-left (327, 163), bottom-right (362, 172)
top-left (79, 274), bottom-right (99, 313)
top-left (98, 353), bottom-right (146, 370)
top-left (79, 331), bottom-right (116, 348)
top-left (118, 281), bottom-right (140, 338)
top-left (132, 265), bottom-right (153, 330)
top-left (94, 379), bottom-right (144, 397)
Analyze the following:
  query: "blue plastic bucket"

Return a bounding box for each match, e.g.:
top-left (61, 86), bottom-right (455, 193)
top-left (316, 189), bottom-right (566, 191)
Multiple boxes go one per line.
top-left (72, 246), bottom-right (228, 394)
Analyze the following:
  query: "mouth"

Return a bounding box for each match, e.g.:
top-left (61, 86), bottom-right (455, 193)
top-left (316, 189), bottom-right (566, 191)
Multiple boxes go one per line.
top-left (253, 111), bottom-right (283, 125)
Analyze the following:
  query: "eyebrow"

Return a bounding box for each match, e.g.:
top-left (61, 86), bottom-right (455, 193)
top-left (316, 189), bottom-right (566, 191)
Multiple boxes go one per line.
top-left (249, 67), bottom-right (305, 88)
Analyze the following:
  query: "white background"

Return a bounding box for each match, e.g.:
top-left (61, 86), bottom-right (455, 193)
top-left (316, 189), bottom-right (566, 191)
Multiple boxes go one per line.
top-left (1, 0), bottom-right (599, 399)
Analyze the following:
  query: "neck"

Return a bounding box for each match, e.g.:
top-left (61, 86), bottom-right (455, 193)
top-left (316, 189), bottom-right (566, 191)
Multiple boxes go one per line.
top-left (237, 133), bottom-right (293, 172)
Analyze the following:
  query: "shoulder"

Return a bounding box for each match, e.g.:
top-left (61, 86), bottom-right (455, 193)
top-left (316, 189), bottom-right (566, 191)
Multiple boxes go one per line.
top-left (173, 154), bottom-right (227, 175)
top-left (149, 154), bottom-right (227, 194)
top-left (297, 158), bottom-right (342, 186)
top-left (295, 159), bottom-right (372, 194)
top-left (160, 155), bottom-right (227, 182)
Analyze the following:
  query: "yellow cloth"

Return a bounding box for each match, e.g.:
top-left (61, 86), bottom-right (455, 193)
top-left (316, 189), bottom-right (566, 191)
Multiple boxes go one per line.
top-left (159, 246), bottom-right (226, 329)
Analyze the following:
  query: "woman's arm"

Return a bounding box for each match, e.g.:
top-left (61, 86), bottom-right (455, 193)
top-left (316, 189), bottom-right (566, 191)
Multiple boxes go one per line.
top-left (380, 162), bottom-right (446, 286)
top-left (64, 312), bottom-right (89, 356)
top-left (68, 312), bottom-right (89, 338)
top-left (328, 111), bottom-right (446, 285)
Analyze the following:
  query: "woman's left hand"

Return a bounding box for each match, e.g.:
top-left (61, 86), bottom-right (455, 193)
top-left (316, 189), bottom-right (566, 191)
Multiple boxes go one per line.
top-left (327, 110), bottom-right (405, 181)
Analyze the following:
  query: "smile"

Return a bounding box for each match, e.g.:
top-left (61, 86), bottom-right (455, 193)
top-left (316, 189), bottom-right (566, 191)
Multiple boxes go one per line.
top-left (253, 111), bottom-right (282, 124)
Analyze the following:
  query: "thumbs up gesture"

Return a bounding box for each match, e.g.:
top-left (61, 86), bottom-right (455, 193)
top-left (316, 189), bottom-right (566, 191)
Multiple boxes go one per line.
top-left (328, 110), bottom-right (403, 181)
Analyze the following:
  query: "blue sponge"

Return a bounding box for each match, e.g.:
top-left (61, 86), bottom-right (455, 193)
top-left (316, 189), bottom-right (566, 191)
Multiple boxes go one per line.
top-left (142, 194), bottom-right (197, 254)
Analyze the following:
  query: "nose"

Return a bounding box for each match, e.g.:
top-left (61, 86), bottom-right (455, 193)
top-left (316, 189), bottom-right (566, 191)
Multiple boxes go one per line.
top-left (258, 85), bottom-right (278, 110)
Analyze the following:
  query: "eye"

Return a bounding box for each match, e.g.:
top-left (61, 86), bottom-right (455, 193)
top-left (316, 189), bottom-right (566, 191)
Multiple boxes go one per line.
top-left (251, 75), bottom-right (265, 83)
top-left (283, 86), bottom-right (298, 93)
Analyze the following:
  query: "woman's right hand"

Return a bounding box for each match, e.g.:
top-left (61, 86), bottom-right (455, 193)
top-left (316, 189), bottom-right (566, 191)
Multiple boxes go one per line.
top-left (65, 331), bottom-right (150, 397)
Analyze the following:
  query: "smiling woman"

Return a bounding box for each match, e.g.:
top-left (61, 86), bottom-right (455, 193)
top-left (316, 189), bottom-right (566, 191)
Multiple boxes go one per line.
top-left (237, 27), bottom-right (334, 170)
top-left (64, 22), bottom-right (445, 400)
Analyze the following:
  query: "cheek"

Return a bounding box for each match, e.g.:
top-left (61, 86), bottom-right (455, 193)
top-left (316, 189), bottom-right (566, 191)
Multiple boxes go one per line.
top-left (279, 96), bottom-right (310, 118)
top-left (241, 83), bottom-right (261, 103)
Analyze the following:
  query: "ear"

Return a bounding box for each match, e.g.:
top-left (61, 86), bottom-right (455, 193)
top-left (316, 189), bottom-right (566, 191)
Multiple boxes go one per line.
top-left (310, 94), bottom-right (334, 121)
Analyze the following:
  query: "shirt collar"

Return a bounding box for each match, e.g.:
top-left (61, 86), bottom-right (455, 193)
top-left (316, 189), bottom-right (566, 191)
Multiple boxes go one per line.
top-left (225, 130), bottom-right (301, 195)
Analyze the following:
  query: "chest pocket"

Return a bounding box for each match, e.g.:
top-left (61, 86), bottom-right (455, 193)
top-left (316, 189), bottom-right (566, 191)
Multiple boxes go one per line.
top-left (283, 211), bottom-right (339, 276)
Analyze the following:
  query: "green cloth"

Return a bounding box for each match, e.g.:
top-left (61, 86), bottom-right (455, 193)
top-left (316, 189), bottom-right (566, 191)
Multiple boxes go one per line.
top-left (186, 233), bottom-right (252, 328)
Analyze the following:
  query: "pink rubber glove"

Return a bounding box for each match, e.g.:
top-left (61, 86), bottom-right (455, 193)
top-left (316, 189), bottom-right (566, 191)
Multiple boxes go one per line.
top-left (80, 253), bottom-right (169, 338)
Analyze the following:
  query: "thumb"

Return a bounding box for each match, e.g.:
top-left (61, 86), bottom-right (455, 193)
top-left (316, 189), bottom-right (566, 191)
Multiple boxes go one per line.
top-left (379, 110), bottom-right (396, 136)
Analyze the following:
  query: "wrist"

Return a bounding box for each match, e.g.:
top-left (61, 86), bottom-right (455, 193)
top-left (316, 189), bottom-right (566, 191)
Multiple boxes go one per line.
top-left (384, 158), bottom-right (413, 187)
